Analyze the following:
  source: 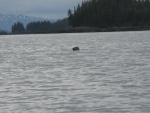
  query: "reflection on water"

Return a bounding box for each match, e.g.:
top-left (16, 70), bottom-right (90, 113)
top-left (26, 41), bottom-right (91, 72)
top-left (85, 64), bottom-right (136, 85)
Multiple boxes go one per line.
top-left (0, 31), bottom-right (150, 113)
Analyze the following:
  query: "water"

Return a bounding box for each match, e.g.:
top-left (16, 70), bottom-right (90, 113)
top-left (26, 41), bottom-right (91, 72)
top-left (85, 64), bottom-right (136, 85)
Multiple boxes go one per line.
top-left (0, 31), bottom-right (150, 113)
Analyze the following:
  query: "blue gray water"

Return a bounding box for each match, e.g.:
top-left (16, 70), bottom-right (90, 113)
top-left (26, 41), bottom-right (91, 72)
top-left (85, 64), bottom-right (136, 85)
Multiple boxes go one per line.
top-left (0, 31), bottom-right (150, 113)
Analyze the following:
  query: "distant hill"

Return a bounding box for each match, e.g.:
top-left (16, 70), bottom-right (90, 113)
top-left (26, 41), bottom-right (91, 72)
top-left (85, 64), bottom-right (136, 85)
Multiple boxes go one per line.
top-left (0, 14), bottom-right (55, 32)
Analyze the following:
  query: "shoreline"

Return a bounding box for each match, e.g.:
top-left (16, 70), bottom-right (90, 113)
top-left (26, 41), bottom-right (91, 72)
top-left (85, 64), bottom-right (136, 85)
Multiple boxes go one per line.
top-left (61, 26), bottom-right (150, 33)
top-left (1, 26), bottom-right (150, 35)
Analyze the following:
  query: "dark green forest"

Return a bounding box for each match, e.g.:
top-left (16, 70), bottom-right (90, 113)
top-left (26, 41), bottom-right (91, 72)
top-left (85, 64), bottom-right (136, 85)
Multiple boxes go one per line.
top-left (26, 19), bottom-right (68, 33)
top-left (11, 19), bottom-right (68, 34)
top-left (12, 22), bottom-right (26, 33)
top-left (11, 0), bottom-right (150, 34)
top-left (68, 0), bottom-right (150, 28)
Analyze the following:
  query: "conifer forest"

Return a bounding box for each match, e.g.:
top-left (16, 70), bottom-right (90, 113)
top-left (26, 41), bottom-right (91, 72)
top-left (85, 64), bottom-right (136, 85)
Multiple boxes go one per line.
top-left (68, 0), bottom-right (150, 28)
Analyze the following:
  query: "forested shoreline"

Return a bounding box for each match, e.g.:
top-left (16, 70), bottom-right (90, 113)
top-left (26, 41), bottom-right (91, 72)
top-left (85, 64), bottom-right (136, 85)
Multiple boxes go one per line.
top-left (1, 0), bottom-right (150, 35)
top-left (68, 0), bottom-right (150, 28)
top-left (11, 19), bottom-right (68, 34)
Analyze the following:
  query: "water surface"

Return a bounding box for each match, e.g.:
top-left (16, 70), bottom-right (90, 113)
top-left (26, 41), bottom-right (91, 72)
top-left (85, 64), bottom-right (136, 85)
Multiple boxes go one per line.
top-left (0, 31), bottom-right (150, 113)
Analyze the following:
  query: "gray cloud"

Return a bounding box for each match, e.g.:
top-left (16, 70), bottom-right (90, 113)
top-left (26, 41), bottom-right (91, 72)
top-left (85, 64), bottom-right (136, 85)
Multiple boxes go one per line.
top-left (0, 0), bottom-right (83, 19)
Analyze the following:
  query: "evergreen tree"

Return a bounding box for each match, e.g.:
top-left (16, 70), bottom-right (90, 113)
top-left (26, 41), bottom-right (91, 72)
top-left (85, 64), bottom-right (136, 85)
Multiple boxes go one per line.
top-left (12, 22), bottom-right (25, 33)
top-left (26, 19), bottom-right (69, 33)
top-left (68, 0), bottom-right (150, 28)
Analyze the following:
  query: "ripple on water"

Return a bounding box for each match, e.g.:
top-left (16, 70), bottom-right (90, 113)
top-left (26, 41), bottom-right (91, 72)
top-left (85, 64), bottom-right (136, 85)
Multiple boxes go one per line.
top-left (0, 32), bottom-right (150, 113)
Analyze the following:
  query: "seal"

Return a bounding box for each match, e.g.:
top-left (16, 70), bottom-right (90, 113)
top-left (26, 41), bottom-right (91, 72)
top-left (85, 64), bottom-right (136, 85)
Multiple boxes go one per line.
top-left (72, 47), bottom-right (80, 51)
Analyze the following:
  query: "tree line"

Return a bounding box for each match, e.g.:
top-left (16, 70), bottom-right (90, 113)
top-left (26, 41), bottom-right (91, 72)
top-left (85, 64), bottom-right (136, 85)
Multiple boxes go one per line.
top-left (11, 0), bottom-right (150, 34)
top-left (0, 30), bottom-right (8, 35)
top-left (11, 18), bottom-right (68, 34)
top-left (68, 0), bottom-right (150, 28)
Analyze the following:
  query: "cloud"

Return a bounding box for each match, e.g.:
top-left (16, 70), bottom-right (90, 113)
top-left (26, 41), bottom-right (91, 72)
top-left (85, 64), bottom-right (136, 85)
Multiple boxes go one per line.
top-left (0, 0), bottom-right (83, 19)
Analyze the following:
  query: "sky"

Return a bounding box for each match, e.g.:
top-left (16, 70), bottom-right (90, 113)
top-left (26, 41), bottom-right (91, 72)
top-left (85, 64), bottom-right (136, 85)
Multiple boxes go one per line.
top-left (0, 0), bottom-right (83, 19)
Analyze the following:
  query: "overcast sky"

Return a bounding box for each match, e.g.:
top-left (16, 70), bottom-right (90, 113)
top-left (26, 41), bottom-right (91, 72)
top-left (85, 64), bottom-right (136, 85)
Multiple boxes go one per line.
top-left (0, 0), bottom-right (83, 19)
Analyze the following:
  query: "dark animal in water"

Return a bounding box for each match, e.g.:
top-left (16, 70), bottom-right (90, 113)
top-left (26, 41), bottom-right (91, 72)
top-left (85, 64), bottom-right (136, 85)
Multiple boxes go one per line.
top-left (72, 47), bottom-right (80, 51)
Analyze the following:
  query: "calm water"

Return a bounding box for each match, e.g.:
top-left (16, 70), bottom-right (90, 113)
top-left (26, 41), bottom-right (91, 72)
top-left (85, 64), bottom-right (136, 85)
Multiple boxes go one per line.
top-left (0, 31), bottom-right (150, 113)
